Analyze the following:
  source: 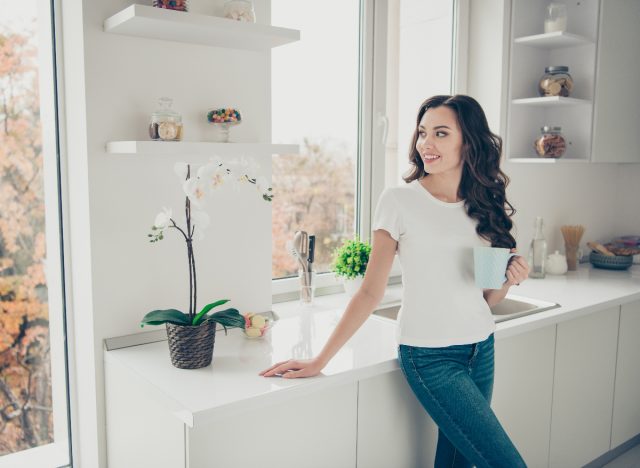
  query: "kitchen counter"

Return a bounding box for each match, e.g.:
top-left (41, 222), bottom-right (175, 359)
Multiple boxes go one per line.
top-left (104, 265), bottom-right (640, 428)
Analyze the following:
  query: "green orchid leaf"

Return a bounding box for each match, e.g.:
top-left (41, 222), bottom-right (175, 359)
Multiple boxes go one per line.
top-left (140, 309), bottom-right (190, 327)
top-left (192, 299), bottom-right (230, 326)
top-left (203, 308), bottom-right (245, 331)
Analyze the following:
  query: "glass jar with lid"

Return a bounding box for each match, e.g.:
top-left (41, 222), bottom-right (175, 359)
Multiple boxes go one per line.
top-left (534, 126), bottom-right (566, 158)
top-left (538, 66), bottom-right (573, 97)
top-left (149, 97), bottom-right (183, 142)
top-left (223, 0), bottom-right (256, 22)
top-left (152, 0), bottom-right (188, 12)
top-left (544, 2), bottom-right (568, 33)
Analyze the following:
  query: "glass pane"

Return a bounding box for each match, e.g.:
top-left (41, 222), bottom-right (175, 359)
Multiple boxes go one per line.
top-left (384, 0), bottom-right (454, 188)
top-left (0, 1), bottom-right (68, 461)
top-left (271, 0), bottom-right (360, 279)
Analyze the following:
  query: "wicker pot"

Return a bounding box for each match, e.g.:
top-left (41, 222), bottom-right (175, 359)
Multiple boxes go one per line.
top-left (166, 321), bottom-right (216, 369)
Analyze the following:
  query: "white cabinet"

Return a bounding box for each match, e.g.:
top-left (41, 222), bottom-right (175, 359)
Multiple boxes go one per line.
top-left (549, 306), bottom-right (619, 468)
top-left (356, 370), bottom-right (437, 468)
top-left (591, 0), bottom-right (640, 163)
top-left (611, 300), bottom-right (640, 448)
top-left (493, 324), bottom-right (556, 468)
top-left (188, 382), bottom-right (358, 468)
top-left (105, 355), bottom-right (358, 468)
top-left (505, 0), bottom-right (599, 163)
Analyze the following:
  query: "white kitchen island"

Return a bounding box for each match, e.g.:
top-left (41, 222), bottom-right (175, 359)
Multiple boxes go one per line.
top-left (104, 266), bottom-right (640, 468)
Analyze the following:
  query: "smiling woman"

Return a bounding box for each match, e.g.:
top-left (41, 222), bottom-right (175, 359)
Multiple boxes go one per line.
top-left (0, 0), bottom-right (71, 466)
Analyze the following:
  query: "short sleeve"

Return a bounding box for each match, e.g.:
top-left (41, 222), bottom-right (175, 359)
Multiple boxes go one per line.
top-left (372, 188), bottom-right (404, 241)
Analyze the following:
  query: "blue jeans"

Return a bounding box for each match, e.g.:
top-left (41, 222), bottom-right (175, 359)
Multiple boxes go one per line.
top-left (397, 334), bottom-right (527, 468)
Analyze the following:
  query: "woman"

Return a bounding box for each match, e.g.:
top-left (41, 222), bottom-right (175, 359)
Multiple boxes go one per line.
top-left (261, 95), bottom-right (529, 467)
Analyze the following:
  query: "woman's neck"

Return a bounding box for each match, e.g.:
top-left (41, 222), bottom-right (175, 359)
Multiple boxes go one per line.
top-left (421, 172), bottom-right (463, 203)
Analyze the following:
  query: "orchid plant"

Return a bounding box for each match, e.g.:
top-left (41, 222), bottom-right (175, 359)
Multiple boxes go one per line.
top-left (140, 157), bottom-right (273, 331)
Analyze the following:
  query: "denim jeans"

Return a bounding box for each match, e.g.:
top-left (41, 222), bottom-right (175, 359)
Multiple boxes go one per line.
top-left (397, 334), bottom-right (527, 468)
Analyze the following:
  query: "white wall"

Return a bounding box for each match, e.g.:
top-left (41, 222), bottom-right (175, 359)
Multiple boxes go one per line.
top-left (468, 0), bottom-right (640, 255)
top-left (62, 1), bottom-right (274, 466)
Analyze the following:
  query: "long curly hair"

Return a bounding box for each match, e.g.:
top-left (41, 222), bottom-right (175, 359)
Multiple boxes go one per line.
top-left (403, 95), bottom-right (516, 248)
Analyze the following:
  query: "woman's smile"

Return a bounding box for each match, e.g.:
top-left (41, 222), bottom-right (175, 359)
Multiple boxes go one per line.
top-left (422, 154), bottom-right (441, 163)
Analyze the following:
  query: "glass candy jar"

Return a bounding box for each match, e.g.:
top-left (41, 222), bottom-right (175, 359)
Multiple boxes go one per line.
top-left (153, 0), bottom-right (188, 12)
top-left (534, 126), bottom-right (566, 158)
top-left (544, 2), bottom-right (567, 33)
top-left (149, 97), bottom-right (183, 142)
top-left (538, 66), bottom-right (573, 97)
top-left (223, 0), bottom-right (256, 22)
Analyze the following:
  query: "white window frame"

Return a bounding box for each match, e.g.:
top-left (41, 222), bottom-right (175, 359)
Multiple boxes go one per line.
top-left (272, 0), bottom-right (468, 301)
top-left (0, 0), bottom-right (72, 466)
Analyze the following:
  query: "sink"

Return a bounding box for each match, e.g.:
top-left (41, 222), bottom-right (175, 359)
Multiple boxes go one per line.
top-left (371, 294), bottom-right (560, 323)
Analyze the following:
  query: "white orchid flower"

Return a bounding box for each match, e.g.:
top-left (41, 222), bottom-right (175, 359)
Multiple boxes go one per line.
top-left (174, 162), bottom-right (189, 181)
top-left (198, 162), bottom-right (229, 189)
top-left (183, 178), bottom-right (209, 207)
top-left (191, 210), bottom-right (210, 241)
top-left (153, 207), bottom-right (172, 230)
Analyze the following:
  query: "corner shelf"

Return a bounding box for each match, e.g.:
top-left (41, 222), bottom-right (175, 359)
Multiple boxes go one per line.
top-left (514, 31), bottom-right (593, 49)
top-left (104, 4), bottom-right (300, 50)
top-left (512, 97), bottom-right (591, 107)
top-left (508, 157), bottom-right (589, 164)
top-left (106, 141), bottom-right (299, 156)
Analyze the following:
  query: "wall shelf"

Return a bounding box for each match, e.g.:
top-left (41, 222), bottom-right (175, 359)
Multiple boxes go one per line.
top-left (508, 157), bottom-right (589, 164)
top-left (103, 4), bottom-right (300, 50)
top-left (512, 97), bottom-right (592, 107)
top-left (514, 32), bottom-right (593, 49)
top-left (106, 141), bottom-right (299, 156)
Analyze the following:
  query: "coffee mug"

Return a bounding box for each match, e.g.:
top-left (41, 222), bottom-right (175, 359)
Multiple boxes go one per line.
top-left (474, 246), bottom-right (517, 289)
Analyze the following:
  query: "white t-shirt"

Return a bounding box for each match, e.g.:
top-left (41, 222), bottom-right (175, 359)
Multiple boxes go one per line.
top-left (372, 179), bottom-right (496, 347)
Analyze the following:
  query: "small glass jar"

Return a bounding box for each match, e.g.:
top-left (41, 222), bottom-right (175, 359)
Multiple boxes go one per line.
top-left (149, 97), bottom-right (183, 142)
top-left (223, 0), bottom-right (256, 23)
top-left (534, 126), bottom-right (566, 158)
top-left (153, 0), bottom-right (188, 12)
top-left (298, 269), bottom-right (316, 306)
top-left (538, 66), bottom-right (573, 97)
top-left (544, 3), bottom-right (567, 33)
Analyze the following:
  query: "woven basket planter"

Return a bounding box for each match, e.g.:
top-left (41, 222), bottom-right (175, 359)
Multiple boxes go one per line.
top-left (166, 321), bottom-right (217, 369)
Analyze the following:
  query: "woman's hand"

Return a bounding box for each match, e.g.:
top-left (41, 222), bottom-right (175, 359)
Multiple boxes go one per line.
top-left (259, 357), bottom-right (325, 379)
top-left (506, 248), bottom-right (530, 287)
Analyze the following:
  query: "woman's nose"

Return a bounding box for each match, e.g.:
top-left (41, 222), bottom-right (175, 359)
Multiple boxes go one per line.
top-left (418, 136), bottom-right (434, 150)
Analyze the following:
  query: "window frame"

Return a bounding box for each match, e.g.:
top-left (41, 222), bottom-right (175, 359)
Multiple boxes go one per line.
top-left (0, 0), bottom-right (73, 466)
top-left (272, 0), bottom-right (468, 301)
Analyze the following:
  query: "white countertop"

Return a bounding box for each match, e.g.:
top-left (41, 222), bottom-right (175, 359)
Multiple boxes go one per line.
top-left (105, 265), bottom-right (640, 428)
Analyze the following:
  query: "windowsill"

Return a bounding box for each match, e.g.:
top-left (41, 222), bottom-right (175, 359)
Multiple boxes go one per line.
top-left (271, 278), bottom-right (403, 321)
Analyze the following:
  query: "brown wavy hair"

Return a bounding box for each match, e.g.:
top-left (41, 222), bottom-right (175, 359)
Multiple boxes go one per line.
top-left (403, 95), bottom-right (516, 248)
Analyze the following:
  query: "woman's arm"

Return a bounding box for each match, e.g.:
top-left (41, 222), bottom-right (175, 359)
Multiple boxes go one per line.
top-left (260, 229), bottom-right (398, 379)
top-left (483, 249), bottom-right (530, 308)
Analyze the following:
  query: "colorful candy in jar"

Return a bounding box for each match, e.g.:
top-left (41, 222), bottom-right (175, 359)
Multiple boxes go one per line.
top-left (207, 108), bottom-right (242, 124)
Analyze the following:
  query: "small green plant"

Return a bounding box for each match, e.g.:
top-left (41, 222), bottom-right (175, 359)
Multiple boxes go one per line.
top-left (332, 237), bottom-right (372, 279)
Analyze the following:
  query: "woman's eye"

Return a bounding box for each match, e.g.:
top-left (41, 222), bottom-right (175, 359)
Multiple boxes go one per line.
top-left (418, 131), bottom-right (426, 137)
top-left (436, 131), bottom-right (447, 137)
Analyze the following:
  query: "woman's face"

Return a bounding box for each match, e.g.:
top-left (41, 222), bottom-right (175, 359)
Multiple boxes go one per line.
top-left (415, 106), bottom-right (464, 176)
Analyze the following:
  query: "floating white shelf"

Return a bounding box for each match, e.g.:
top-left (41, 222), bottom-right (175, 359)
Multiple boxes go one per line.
top-left (514, 31), bottom-right (593, 48)
top-left (512, 96), bottom-right (591, 106)
top-left (104, 4), bottom-right (300, 50)
top-left (106, 141), bottom-right (299, 156)
top-left (508, 157), bottom-right (589, 163)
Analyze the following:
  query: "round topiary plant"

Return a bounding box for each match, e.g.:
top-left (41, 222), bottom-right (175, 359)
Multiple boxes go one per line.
top-left (332, 237), bottom-right (372, 279)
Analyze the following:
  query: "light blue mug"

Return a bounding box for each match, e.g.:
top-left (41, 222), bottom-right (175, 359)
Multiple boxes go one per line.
top-left (474, 246), bottom-right (517, 289)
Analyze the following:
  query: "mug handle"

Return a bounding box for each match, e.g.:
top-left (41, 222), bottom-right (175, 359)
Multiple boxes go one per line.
top-left (503, 253), bottom-right (518, 281)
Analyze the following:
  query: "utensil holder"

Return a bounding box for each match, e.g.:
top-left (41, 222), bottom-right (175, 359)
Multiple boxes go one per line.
top-left (298, 269), bottom-right (316, 305)
top-left (564, 244), bottom-right (581, 271)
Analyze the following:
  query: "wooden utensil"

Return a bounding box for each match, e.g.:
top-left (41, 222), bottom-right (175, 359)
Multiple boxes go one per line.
top-left (561, 225), bottom-right (586, 270)
top-left (587, 241), bottom-right (615, 256)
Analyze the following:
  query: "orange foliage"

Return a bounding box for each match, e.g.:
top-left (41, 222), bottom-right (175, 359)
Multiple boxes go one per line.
top-left (0, 30), bottom-right (53, 455)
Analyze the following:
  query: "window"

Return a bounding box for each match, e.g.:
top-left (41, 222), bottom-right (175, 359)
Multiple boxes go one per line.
top-left (271, 0), bottom-right (459, 293)
top-left (0, 1), bottom-right (71, 466)
top-left (271, 0), bottom-right (361, 281)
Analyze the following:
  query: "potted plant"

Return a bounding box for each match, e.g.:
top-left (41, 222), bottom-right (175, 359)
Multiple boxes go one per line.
top-left (140, 158), bottom-right (273, 369)
top-left (332, 237), bottom-right (371, 297)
